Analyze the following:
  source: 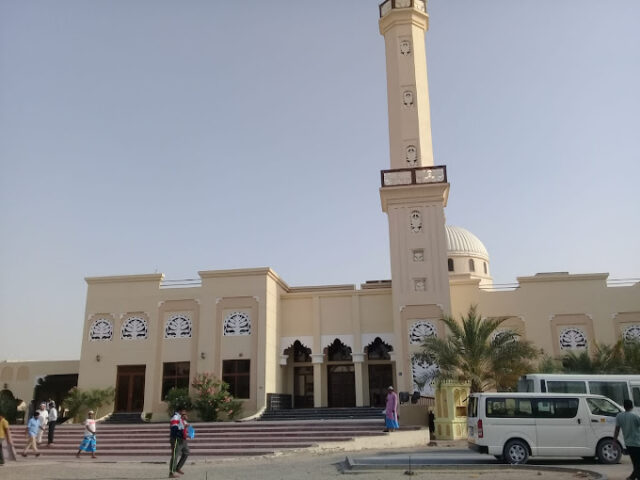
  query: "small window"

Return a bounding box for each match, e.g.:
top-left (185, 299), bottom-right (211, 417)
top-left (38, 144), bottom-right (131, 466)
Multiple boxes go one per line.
top-left (632, 387), bottom-right (640, 407)
top-left (447, 258), bottom-right (454, 272)
top-left (469, 259), bottom-right (475, 272)
top-left (222, 360), bottom-right (250, 399)
top-left (162, 361), bottom-right (190, 399)
top-left (483, 262), bottom-right (487, 274)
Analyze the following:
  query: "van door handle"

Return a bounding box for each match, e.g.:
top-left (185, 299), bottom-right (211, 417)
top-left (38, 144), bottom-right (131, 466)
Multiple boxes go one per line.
top-left (577, 418), bottom-right (581, 424)
top-left (591, 419), bottom-right (599, 423)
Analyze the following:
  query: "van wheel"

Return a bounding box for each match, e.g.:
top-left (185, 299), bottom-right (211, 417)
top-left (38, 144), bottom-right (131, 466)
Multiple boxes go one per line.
top-left (503, 439), bottom-right (529, 465)
top-left (596, 439), bottom-right (621, 464)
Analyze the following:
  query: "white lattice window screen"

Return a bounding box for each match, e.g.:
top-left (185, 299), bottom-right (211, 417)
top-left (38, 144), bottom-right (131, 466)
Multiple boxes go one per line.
top-left (121, 316), bottom-right (148, 340)
top-left (411, 355), bottom-right (437, 396)
top-left (89, 319), bottom-right (113, 341)
top-left (559, 327), bottom-right (587, 350)
top-left (409, 321), bottom-right (437, 344)
top-left (623, 325), bottom-right (640, 343)
top-left (223, 312), bottom-right (251, 336)
top-left (165, 315), bottom-right (192, 339)
top-left (491, 328), bottom-right (516, 343)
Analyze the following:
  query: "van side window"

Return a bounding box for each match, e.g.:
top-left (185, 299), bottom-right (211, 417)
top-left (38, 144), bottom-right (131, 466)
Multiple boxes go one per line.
top-left (588, 381), bottom-right (630, 406)
top-left (486, 398), bottom-right (533, 417)
top-left (547, 381), bottom-right (587, 394)
top-left (633, 387), bottom-right (640, 407)
top-left (587, 397), bottom-right (621, 417)
top-left (535, 398), bottom-right (579, 418)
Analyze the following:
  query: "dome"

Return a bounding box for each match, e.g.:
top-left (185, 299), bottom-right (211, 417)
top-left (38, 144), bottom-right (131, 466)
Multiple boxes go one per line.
top-left (445, 225), bottom-right (489, 260)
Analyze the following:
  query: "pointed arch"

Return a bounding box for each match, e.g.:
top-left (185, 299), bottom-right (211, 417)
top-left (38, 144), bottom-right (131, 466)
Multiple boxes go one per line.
top-left (364, 337), bottom-right (393, 360)
top-left (283, 340), bottom-right (312, 363)
top-left (325, 338), bottom-right (353, 362)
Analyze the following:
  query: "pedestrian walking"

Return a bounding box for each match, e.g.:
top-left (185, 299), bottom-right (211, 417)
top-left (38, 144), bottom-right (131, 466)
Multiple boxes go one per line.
top-left (614, 399), bottom-right (640, 480)
top-left (384, 386), bottom-right (399, 432)
top-left (76, 411), bottom-right (97, 459)
top-left (36, 403), bottom-right (48, 444)
top-left (47, 401), bottom-right (58, 446)
top-left (169, 408), bottom-right (190, 478)
top-left (1, 413), bottom-right (16, 465)
top-left (428, 409), bottom-right (436, 439)
top-left (21, 411), bottom-right (43, 457)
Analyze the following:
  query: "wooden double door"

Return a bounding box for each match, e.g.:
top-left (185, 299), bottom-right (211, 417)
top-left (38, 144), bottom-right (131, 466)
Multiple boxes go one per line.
top-left (115, 365), bottom-right (145, 412)
top-left (327, 364), bottom-right (355, 408)
top-left (368, 364), bottom-right (393, 408)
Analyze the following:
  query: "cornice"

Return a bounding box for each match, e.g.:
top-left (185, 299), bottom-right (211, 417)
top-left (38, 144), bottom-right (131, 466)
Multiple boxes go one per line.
top-left (85, 273), bottom-right (164, 285)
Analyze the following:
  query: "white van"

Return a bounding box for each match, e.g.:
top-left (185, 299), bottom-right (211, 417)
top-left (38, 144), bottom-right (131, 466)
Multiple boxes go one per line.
top-left (467, 393), bottom-right (625, 464)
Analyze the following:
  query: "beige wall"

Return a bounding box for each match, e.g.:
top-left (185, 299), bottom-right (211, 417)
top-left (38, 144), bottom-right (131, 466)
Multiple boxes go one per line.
top-left (13, 269), bottom-right (637, 421)
top-left (451, 273), bottom-right (640, 357)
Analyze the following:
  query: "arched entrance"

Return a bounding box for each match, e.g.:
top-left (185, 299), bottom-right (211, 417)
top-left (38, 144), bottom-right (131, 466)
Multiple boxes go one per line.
top-left (283, 340), bottom-right (314, 408)
top-left (365, 337), bottom-right (394, 408)
top-left (325, 339), bottom-right (355, 408)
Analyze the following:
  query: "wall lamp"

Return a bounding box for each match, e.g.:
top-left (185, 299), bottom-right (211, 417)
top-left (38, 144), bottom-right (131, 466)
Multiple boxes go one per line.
top-left (200, 352), bottom-right (206, 360)
top-left (95, 354), bottom-right (101, 362)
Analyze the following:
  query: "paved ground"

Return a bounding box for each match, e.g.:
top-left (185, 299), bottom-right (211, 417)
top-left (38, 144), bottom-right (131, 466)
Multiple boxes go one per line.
top-left (0, 442), bottom-right (635, 480)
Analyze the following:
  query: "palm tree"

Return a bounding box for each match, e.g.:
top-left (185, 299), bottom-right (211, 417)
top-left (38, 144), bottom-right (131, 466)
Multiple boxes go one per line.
top-left (417, 305), bottom-right (539, 392)
top-left (562, 340), bottom-right (637, 374)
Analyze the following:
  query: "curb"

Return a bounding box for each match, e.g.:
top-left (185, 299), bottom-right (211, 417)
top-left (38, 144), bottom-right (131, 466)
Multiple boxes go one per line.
top-left (342, 457), bottom-right (607, 479)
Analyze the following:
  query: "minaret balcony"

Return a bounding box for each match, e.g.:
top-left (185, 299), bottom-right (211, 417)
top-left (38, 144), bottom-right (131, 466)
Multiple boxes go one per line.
top-left (381, 165), bottom-right (447, 187)
top-left (379, 0), bottom-right (427, 18)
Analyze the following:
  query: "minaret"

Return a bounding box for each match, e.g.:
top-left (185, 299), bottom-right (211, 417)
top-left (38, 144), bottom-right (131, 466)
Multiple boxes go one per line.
top-left (378, 0), bottom-right (451, 394)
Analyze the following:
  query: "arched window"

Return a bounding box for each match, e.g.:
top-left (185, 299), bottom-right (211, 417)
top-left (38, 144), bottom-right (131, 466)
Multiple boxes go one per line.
top-left (409, 320), bottom-right (437, 344)
top-left (223, 312), bottom-right (251, 336)
top-left (483, 262), bottom-right (487, 274)
top-left (89, 318), bottom-right (113, 341)
top-left (165, 315), bottom-right (192, 339)
top-left (121, 316), bottom-right (148, 340)
top-left (469, 259), bottom-right (475, 272)
top-left (447, 258), bottom-right (454, 272)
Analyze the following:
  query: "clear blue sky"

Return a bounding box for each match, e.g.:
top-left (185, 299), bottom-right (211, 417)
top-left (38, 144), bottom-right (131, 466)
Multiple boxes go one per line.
top-left (1, 1), bottom-right (639, 361)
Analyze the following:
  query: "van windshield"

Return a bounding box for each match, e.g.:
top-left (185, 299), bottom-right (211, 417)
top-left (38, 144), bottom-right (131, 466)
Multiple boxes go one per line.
top-left (587, 397), bottom-right (621, 417)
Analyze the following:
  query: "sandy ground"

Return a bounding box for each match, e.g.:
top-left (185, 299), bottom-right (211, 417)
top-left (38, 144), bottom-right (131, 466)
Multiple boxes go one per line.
top-left (0, 447), bottom-right (626, 480)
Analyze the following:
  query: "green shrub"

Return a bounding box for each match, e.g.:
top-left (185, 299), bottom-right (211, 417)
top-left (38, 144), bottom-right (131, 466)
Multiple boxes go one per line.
top-left (164, 387), bottom-right (193, 416)
top-left (191, 373), bottom-right (242, 421)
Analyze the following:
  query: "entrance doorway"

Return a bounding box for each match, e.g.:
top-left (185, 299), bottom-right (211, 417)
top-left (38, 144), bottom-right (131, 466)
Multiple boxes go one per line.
top-left (327, 365), bottom-right (355, 407)
top-left (293, 366), bottom-right (314, 408)
top-left (115, 365), bottom-right (145, 412)
top-left (368, 364), bottom-right (393, 407)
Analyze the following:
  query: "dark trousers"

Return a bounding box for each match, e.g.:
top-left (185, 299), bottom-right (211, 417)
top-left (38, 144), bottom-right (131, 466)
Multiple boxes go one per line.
top-left (169, 437), bottom-right (189, 473)
top-left (0, 438), bottom-right (5, 464)
top-left (47, 421), bottom-right (56, 445)
top-left (628, 445), bottom-right (640, 480)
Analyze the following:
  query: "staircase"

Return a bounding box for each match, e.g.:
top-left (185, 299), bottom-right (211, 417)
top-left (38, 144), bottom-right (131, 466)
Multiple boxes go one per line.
top-left (9, 419), bottom-right (391, 457)
top-left (259, 407), bottom-right (384, 421)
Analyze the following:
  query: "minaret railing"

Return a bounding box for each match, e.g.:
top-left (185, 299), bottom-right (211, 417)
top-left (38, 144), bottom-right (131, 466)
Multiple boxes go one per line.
top-left (380, 165), bottom-right (447, 187)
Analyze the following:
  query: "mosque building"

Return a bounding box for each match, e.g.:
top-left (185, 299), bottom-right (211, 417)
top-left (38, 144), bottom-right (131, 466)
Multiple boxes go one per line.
top-left (2, 0), bottom-right (639, 422)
